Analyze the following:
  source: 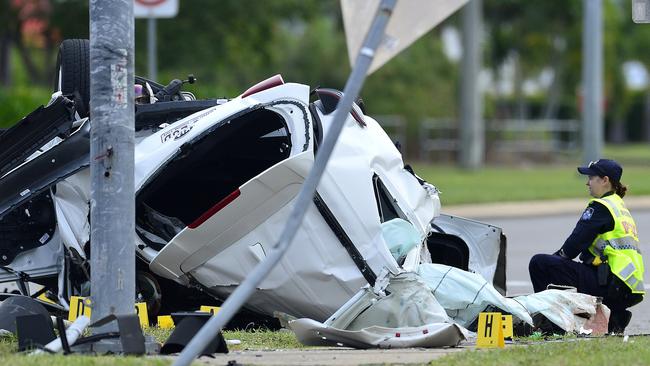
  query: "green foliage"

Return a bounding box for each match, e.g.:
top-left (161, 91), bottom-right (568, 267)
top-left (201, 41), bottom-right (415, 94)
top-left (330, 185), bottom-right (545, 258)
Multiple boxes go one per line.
top-left (135, 0), bottom-right (346, 97)
top-left (0, 86), bottom-right (53, 128)
top-left (364, 31), bottom-right (458, 122)
top-left (3, 0), bottom-right (650, 148)
top-left (50, 0), bottom-right (89, 40)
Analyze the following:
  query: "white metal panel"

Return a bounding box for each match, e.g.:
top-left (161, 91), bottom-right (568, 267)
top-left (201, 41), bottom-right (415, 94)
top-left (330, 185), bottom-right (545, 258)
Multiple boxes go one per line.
top-left (190, 202), bottom-right (367, 320)
top-left (149, 151), bottom-right (313, 279)
top-left (315, 112), bottom-right (437, 277)
top-left (134, 83), bottom-right (311, 191)
top-left (433, 214), bottom-right (502, 283)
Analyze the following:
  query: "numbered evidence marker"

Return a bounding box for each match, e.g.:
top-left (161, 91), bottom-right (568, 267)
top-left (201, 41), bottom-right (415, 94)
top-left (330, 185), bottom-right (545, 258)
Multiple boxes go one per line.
top-left (68, 296), bottom-right (92, 322)
top-left (477, 312), bottom-right (505, 348)
top-left (68, 296), bottom-right (149, 328)
top-left (501, 314), bottom-right (513, 339)
top-left (199, 305), bottom-right (221, 315)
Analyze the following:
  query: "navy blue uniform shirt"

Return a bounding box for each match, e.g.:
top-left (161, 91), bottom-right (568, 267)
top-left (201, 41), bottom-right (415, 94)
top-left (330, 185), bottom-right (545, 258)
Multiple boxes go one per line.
top-left (559, 191), bottom-right (616, 260)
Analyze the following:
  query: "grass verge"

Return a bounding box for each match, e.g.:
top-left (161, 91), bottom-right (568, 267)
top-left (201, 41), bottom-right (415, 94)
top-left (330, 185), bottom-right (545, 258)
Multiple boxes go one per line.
top-left (144, 327), bottom-right (306, 351)
top-left (4, 330), bottom-right (650, 366)
top-left (412, 163), bottom-right (650, 205)
top-left (0, 328), bottom-right (305, 365)
top-left (411, 143), bottom-right (650, 205)
top-left (430, 336), bottom-right (650, 366)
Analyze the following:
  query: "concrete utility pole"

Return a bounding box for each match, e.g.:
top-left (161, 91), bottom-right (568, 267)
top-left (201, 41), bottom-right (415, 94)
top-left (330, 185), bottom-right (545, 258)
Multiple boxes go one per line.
top-left (459, 0), bottom-right (484, 170)
top-left (582, 0), bottom-right (603, 163)
top-left (89, 0), bottom-right (135, 334)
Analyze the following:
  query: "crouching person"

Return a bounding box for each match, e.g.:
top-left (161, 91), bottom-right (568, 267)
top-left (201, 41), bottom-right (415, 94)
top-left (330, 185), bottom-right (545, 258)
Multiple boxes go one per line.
top-left (529, 159), bottom-right (644, 333)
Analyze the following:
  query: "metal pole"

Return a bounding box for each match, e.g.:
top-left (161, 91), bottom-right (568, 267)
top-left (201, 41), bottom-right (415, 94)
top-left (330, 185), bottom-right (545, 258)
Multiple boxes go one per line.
top-left (459, 0), bottom-right (484, 170)
top-left (89, 0), bottom-right (135, 334)
top-left (172, 0), bottom-right (397, 364)
top-left (582, 0), bottom-right (603, 162)
top-left (147, 17), bottom-right (157, 81)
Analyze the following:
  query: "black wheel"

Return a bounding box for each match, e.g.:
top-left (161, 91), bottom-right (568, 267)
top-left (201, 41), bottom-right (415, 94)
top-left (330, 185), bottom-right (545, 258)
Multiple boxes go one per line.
top-left (136, 270), bottom-right (162, 320)
top-left (54, 39), bottom-right (90, 117)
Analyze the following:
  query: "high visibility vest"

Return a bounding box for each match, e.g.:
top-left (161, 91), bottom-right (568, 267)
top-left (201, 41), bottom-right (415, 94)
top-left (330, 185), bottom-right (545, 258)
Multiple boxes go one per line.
top-left (587, 193), bottom-right (645, 295)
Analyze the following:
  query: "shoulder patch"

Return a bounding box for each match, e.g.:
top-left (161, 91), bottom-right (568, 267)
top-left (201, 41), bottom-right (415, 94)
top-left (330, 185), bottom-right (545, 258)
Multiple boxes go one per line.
top-left (581, 207), bottom-right (594, 220)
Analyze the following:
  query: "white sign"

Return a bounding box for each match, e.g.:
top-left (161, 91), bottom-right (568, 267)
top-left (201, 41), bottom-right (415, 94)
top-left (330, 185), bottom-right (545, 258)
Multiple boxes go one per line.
top-left (633, 0), bottom-right (650, 23)
top-left (134, 0), bottom-right (179, 18)
top-left (341, 0), bottom-right (468, 74)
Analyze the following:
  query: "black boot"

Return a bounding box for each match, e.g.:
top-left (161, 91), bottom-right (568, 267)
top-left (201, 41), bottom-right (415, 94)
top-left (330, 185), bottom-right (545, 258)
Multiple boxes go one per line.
top-left (608, 310), bottom-right (632, 334)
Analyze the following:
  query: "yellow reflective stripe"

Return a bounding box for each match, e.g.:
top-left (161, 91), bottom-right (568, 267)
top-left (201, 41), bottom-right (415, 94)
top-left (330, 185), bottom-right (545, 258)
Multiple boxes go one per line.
top-left (592, 239), bottom-right (608, 257)
top-left (626, 277), bottom-right (645, 293)
top-left (600, 197), bottom-right (621, 217)
top-left (608, 237), bottom-right (641, 252)
top-left (627, 276), bottom-right (638, 288)
top-left (618, 262), bottom-right (636, 279)
top-left (636, 280), bottom-right (645, 292)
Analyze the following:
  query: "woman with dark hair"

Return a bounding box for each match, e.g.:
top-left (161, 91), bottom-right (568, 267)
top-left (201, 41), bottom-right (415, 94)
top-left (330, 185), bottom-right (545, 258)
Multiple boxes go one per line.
top-left (529, 159), bottom-right (644, 333)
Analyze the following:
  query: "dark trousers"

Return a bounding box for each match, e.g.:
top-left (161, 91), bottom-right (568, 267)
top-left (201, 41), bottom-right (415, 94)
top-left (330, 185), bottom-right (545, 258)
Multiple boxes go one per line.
top-left (528, 254), bottom-right (631, 313)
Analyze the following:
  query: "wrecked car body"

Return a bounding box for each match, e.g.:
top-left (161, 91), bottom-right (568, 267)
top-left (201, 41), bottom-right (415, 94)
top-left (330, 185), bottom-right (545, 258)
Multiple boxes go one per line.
top-left (0, 40), bottom-right (507, 335)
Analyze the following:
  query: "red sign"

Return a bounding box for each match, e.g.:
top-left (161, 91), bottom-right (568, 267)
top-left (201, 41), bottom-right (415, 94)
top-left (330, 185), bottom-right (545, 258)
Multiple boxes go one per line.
top-left (134, 0), bottom-right (178, 18)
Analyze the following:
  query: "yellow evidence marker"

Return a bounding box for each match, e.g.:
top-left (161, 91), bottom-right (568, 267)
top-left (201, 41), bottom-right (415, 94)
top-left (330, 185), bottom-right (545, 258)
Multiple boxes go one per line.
top-left (199, 305), bottom-right (221, 315)
top-left (477, 312), bottom-right (505, 348)
top-left (68, 296), bottom-right (150, 328)
top-left (134, 302), bottom-right (149, 328)
top-left (157, 315), bottom-right (174, 329)
top-left (37, 292), bottom-right (56, 304)
top-left (501, 314), bottom-right (514, 339)
top-left (68, 296), bottom-right (92, 321)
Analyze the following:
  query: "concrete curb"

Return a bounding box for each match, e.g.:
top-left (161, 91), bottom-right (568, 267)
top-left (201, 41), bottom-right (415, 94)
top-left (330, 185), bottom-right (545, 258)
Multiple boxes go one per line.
top-left (443, 195), bottom-right (650, 220)
top-left (194, 346), bottom-right (470, 366)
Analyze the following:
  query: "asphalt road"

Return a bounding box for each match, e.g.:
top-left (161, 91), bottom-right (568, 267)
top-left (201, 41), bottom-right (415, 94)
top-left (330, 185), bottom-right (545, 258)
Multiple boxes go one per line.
top-left (486, 209), bottom-right (650, 335)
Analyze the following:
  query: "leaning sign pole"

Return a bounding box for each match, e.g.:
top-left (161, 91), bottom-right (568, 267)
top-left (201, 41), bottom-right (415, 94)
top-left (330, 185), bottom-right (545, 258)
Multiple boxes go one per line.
top-left (173, 0), bottom-right (397, 365)
top-left (89, 0), bottom-right (135, 334)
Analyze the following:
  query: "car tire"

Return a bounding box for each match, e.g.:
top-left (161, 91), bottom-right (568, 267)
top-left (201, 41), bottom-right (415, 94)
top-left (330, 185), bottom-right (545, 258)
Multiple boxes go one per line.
top-left (54, 39), bottom-right (90, 118)
top-left (136, 270), bottom-right (162, 320)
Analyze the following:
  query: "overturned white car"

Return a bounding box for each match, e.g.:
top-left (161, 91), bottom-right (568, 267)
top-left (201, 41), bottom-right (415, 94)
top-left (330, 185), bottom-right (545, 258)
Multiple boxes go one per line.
top-left (0, 39), bottom-right (506, 326)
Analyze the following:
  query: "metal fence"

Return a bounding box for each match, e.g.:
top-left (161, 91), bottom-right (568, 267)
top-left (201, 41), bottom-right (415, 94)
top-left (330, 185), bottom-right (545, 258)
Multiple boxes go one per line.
top-left (418, 118), bottom-right (580, 161)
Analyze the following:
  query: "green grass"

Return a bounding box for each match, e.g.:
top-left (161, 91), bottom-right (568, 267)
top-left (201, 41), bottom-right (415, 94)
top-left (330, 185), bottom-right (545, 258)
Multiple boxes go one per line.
top-left (430, 336), bottom-right (650, 366)
top-left (514, 331), bottom-right (576, 343)
top-left (224, 329), bottom-right (307, 350)
top-left (412, 162), bottom-right (650, 206)
top-left (604, 143), bottom-right (650, 165)
top-left (146, 327), bottom-right (306, 351)
top-left (0, 328), bottom-right (304, 365)
top-left (0, 334), bottom-right (170, 366)
top-left (4, 330), bottom-right (650, 365)
top-left (411, 144), bottom-right (650, 206)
